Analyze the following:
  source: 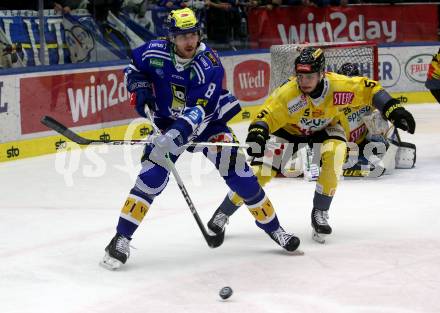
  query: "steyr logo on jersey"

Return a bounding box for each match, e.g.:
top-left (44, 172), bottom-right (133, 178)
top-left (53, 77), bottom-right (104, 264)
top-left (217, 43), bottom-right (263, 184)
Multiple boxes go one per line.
top-left (0, 81), bottom-right (8, 113)
top-left (234, 60), bottom-right (270, 102)
top-left (350, 124), bottom-right (367, 142)
top-left (171, 83), bottom-right (186, 111)
top-left (6, 146), bottom-right (19, 158)
top-left (333, 92), bottom-right (354, 105)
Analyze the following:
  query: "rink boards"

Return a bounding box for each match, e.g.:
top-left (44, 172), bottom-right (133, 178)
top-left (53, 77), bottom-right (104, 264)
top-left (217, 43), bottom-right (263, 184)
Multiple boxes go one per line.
top-left (0, 43), bottom-right (438, 162)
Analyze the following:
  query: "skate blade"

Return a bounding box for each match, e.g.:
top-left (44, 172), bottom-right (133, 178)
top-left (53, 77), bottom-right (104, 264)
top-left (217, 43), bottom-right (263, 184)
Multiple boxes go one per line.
top-left (99, 252), bottom-right (123, 271)
top-left (312, 231), bottom-right (327, 244)
top-left (287, 249), bottom-right (305, 256)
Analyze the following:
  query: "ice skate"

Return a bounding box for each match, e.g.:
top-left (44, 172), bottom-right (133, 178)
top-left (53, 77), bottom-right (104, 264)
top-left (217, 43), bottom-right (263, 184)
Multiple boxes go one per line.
top-left (311, 208), bottom-right (332, 244)
top-left (100, 233), bottom-right (131, 270)
top-left (268, 227), bottom-right (301, 252)
top-left (207, 208), bottom-right (229, 235)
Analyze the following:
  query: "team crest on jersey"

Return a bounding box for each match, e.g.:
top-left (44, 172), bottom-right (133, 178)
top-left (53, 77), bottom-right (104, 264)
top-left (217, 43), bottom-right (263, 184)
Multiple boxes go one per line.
top-left (204, 51), bottom-right (219, 66)
top-left (287, 94), bottom-right (307, 115)
top-left (333, 92), bottom-right (354, 105)
top-left (171, 83), bottom-right (186, 111)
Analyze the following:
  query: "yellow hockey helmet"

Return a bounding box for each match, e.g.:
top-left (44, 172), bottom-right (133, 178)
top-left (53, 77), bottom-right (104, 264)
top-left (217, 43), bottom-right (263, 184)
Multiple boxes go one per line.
top-left (167, 8), bottom-right (201, 37)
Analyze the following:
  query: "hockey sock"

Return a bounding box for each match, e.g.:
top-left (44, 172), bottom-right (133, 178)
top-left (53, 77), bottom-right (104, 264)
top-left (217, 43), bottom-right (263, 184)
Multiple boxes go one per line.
top-left (218, 193), bottom-right (241, 216)
top-left (246, 196), bottom-right (280, 233)
top-left (116, 193), bottom-right (151, 239)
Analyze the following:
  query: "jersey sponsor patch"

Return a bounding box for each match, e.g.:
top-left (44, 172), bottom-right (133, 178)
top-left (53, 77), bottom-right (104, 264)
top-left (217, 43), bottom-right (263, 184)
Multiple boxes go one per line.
top-left (184, 106), bottom-right (204, 124)
top-left (196, 98), bottom-right (208, 107)
top-left (148, 42), bottom-right (166, 49)
top-left (287, 95), bottom-right (307, 115)
top-left (299, 117), bottom-right (332, 134)
top-left (150, 58), bottom-right (164, 68)
top-left (347, 106), bottom-right (371, 123)
top-left (200, 57), bottom-right (210, 69)
top-left (204, 51), bottom-right (219, 66)
top-left (349, 124), bottom-right (367, 142)
top-left (333, 92), bottom-right (354, 105)
top-left (172, 74), bottom-right (184, 80)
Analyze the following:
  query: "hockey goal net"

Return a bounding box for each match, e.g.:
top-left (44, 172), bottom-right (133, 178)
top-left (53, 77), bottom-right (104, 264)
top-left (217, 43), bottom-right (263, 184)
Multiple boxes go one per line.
top-left (269, 41), bottom-right (379, 93)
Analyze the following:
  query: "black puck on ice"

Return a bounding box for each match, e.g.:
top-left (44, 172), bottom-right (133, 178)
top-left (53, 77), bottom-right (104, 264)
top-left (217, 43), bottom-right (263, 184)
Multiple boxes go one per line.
top-left (219, 286), bottom-right (233, 300)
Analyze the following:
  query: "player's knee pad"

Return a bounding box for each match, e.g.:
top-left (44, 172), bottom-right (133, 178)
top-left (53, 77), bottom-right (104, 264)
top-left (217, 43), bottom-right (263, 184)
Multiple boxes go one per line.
top-left (135, 160), bottom-right (170, 197)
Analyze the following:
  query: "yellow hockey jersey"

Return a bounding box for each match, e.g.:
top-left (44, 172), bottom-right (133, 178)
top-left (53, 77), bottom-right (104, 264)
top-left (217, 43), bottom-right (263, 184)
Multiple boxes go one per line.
top-left (254, 72), bottom-right (384, 138)
top-left (426, 48), bottom-right (440, 90)
top-left (338, 104), bottom-right (374, 144)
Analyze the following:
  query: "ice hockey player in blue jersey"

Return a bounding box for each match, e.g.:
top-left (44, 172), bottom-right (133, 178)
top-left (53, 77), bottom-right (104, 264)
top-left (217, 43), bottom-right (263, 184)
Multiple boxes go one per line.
top-left (100, 8), bottom-right (300, 270)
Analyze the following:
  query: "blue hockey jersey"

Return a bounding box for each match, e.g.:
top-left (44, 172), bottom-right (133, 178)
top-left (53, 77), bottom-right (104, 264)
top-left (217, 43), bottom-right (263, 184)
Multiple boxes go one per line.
top-left (125, 39), bottom-right (241, 143)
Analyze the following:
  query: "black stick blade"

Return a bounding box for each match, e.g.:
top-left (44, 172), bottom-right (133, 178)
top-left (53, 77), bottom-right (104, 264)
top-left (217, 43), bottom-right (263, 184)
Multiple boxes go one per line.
top-left (40, 116), bottom-right (92, 145)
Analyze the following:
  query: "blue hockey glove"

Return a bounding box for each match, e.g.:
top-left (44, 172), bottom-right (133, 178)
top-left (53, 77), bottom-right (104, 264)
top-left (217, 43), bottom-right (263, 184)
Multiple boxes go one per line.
top-left (130, 88), bottom-right (155, 118)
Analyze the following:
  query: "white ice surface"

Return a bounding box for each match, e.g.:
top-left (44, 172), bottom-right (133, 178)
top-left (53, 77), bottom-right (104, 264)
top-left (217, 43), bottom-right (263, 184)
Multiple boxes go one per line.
top-left (1, 104), bottom-right (440, 313)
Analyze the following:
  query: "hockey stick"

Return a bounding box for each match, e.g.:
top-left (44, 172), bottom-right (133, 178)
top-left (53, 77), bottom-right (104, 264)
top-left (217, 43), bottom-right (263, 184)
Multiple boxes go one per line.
top-left (142, 108), bottom-right (225, 248)
top-left (40, 116), bottom-right (246, 149)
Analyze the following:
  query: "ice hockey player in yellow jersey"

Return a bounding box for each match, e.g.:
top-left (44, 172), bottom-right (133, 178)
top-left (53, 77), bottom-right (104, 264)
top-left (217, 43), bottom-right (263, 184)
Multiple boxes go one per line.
top-left (425, 48), bottom-right (440, 103)
top-left (207, 47), bottom-right (416, 244)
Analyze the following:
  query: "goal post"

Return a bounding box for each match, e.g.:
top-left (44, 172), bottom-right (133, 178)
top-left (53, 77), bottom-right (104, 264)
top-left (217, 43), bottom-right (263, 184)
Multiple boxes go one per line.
top-left (269, 41), bottom-right (379, 93)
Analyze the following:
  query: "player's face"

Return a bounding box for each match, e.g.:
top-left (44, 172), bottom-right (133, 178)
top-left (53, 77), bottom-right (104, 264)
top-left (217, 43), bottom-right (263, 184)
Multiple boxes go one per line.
top-left (174, 32), bottom-right (199, 58)
top-left (297, 72), bottom-right (321, 94)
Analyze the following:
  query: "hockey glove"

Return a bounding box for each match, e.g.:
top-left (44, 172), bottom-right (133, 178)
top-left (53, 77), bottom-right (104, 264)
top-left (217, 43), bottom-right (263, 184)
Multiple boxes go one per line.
top-left (383, 99), bottom-right (415, 134)
top-left (130, 88), bottom-right (156, 118)
top-left (149, 129), bottom-right (185, 166)
top-left (246, 123), bottom-right (270, 157)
